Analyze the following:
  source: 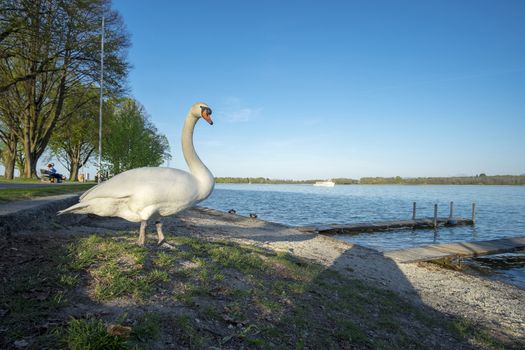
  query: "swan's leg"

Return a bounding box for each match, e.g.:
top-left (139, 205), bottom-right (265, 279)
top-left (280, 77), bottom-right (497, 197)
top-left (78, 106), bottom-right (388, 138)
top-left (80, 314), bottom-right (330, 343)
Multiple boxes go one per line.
top-left (138, 220), bottom-right (147, 246)
top-left (155, 220), bottom-right (165, 245)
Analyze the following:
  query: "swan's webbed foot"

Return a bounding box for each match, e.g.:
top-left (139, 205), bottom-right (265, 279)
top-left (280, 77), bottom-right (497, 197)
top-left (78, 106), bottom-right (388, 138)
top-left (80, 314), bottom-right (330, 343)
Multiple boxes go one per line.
top-left (138, 220), bottom-right (147, 246)
top-left (155, 220), bottom-right (165, 245)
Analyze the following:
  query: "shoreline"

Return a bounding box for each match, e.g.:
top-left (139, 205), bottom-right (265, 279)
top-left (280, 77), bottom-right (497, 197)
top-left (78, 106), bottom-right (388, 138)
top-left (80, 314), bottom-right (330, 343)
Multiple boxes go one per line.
top-left (216, 182), bottom-right (525, 186)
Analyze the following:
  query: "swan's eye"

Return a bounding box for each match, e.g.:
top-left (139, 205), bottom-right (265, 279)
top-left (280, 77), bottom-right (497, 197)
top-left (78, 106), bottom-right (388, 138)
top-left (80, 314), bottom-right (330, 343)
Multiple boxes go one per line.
top-left (200, 106), bottom-right (212, 115)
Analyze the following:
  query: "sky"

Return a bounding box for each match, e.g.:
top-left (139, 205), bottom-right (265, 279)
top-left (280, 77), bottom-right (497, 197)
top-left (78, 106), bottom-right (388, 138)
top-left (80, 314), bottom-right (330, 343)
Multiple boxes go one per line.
top-left (91, 0), bottom-right (524, 179)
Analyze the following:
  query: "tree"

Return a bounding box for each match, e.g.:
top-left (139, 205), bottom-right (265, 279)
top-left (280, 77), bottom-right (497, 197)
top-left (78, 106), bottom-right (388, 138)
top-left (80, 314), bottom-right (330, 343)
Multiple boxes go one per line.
top-left (0, 121), bottom-right (17, 178)
top-left (48, 86), bottom-right (99, 181)
top-left (0, 0), bottom-right (129, 178)
top-left (102, 98), bottom-right (171, 176)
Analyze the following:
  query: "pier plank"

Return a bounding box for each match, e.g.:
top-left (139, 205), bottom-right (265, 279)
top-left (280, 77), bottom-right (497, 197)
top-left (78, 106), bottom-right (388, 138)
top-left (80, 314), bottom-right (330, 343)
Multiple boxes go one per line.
top-left (384, 236), bottom-right (525, 263)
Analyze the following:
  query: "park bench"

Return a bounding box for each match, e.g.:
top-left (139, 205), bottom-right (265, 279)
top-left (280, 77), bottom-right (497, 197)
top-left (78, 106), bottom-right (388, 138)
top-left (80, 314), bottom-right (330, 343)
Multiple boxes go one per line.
top-left (40, 169), bottom-right (56, 183)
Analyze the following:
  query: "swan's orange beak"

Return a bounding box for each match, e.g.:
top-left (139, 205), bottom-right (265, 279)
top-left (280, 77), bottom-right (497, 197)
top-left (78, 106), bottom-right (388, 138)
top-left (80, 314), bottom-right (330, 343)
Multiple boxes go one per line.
top-left (201, 107), bottom-right (214, 125)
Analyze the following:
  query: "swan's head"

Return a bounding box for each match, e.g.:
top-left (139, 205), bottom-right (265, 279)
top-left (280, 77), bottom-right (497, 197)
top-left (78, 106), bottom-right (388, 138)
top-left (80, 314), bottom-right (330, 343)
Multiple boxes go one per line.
top-left (190, 102), bottom-right (213, 125)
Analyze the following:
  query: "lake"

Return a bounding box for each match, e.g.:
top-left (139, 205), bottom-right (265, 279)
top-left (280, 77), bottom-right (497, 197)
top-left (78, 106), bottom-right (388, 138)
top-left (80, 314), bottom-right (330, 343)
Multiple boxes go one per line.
top-left (203, 184), bottom-right (525, 250)
top-left (203, 184), bottom-right (525, 288)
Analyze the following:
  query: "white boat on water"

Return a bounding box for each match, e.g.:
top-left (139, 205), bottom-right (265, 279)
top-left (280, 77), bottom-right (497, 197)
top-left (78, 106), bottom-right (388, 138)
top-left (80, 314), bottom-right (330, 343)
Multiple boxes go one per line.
top-left (313, 180), bottom-right (335, 187)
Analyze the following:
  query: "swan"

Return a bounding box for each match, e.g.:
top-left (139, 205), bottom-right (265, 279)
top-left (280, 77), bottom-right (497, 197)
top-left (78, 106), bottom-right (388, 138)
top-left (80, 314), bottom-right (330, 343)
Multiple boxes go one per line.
top-left (58, 102), bottom-right (215, 245)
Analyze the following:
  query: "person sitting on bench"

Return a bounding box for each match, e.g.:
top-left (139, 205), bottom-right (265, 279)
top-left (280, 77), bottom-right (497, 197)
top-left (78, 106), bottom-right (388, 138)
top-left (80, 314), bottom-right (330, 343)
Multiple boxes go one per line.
top-left (47, 163), bottom-right (65, 183)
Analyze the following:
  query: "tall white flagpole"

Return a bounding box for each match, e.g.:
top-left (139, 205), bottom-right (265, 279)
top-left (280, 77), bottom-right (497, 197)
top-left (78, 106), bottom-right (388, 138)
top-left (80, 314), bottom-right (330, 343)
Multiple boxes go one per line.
top-left (98, 14), bottom-right (105, 183)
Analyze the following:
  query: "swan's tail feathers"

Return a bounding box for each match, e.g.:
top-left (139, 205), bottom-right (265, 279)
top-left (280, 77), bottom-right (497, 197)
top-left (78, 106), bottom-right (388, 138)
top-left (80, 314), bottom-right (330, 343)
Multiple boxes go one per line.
top-left (57, 202), bottom-right (90, 216)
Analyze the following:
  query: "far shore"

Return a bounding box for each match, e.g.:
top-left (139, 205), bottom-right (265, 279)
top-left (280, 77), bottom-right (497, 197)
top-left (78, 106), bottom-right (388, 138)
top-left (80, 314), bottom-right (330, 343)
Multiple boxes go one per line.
top-left (216, 175), bottom-right (525, 186)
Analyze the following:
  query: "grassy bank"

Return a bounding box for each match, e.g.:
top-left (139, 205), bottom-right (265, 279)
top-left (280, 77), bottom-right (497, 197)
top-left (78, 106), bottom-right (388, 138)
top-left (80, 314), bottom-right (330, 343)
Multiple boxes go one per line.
top-left (0, 231), bottom-right (517, 349)
top-left (0, 183), bottom-right (95, 202)
top-left (0, 177), bottom-right (42, 183)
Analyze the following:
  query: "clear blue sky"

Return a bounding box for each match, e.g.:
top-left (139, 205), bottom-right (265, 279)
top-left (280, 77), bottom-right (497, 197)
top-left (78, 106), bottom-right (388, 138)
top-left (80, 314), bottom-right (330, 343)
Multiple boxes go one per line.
top-left (110, 0), bottom-right (525, 180)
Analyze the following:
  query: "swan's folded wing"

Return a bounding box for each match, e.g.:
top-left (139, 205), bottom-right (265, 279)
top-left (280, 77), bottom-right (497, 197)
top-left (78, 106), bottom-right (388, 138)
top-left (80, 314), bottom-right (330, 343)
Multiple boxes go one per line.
top-left (80, 177), bottom-right (135, 201)
top-left (80, 172), bottom-right (143, 201)
top-left (80, 167), bottom-right (194, 202)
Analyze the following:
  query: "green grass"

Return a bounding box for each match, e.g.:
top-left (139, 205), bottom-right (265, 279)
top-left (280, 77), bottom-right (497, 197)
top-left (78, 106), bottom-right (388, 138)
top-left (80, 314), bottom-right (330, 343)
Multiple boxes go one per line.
top-left (0, 176), bottom-right (42, 183)
top-left (66, 318), bottom-right (128, 350)
top-left (1, 232), bottom-right (520, 350)
top-left (0, 175), bottom-right (97, 184)
top-left (65, 314), bottom-right (164, 350)
top-left (68, 235), bottom-right (151, 301)
top-left (448, 318), bottom-right (517, 350)
top-left (0, 183), bottom-right (95, 201)
top-left (132, 312), bottom-right (161, 344)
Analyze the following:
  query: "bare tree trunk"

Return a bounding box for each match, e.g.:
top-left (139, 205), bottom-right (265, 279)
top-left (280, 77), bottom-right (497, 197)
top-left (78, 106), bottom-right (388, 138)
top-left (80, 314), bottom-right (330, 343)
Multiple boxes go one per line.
top-left (69, 162), bottom-right (79, 181)
top-left (23, 154), bottom-right (39, 179)
top-left (3, 155), bottom-right (16, 179)
top-left (22, 77), bottom-right (36, 178)
top-left (22, 140), bottom-right (39, 178)
top-left (69, 159), bottom-right (79, 181)
top-left (2, 131), bottom-right (17, 179)
top-left (22, 137), bottom-right (32, 178)
top-left (16, 146), bottom-right (25, 176)
top-left (2, 152), bottom-right (15, 179)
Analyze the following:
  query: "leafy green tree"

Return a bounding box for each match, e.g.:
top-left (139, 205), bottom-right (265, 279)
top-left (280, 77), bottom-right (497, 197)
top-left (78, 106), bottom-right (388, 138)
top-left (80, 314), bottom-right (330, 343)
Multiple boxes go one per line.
top-left (0, 0), bottom-right (129, 178)
top-left (48, 86), bottom-right (99, 181)
top-left (102, 98), bottom-right (171, 175)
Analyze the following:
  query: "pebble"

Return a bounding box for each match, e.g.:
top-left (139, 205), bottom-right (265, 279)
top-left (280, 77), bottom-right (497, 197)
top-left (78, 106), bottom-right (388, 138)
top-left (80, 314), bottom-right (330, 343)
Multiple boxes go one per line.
top-left (14, 340), bottom-right (29, 348)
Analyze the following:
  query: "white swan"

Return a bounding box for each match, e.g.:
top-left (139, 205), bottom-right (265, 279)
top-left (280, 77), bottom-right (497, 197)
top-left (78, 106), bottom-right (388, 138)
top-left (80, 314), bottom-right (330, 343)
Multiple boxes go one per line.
top-left (59, 102), bottom-right (215, 245)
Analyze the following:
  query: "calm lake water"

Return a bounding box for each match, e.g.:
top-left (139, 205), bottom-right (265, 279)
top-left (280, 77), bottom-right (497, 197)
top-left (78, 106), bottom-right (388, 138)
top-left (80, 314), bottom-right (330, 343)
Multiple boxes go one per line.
top-left (203, 184), bottom-right (525, 288)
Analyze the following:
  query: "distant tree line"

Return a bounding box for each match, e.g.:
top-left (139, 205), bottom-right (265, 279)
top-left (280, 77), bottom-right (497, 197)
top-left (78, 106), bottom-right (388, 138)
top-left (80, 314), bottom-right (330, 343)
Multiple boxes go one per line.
top-left (332, 178), bottom-right (360, 184)
top-left (359, 175), bottom-right (525, 185)
top-left (216, 175), bottom-right (525, 185)
top-left (215, 177), bottom-right (316, 184)
top-left (216, 177), bottom-right (359, 185)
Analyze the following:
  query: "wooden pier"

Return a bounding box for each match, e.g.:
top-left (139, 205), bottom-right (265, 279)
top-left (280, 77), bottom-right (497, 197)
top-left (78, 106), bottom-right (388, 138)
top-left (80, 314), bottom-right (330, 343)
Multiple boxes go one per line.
top-left (299, 217), bottom-right (474, 234)
top-left (298, 201), bottom-right (476, 235)
top-left (384, 236), bottom-right (525, 263)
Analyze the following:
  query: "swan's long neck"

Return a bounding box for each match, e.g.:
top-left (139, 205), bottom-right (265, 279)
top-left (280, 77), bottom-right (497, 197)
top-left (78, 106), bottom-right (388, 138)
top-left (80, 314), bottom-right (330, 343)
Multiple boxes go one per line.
top-left (181, 114), bottom-right (215, 200)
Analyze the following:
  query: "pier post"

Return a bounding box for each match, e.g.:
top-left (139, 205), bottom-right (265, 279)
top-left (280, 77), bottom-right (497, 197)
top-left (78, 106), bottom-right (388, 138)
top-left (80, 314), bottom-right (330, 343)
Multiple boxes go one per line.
top-left (412, 202), bottom-right (416, 220)
top-left (433, 204), bottom-right (438, 228)
top-left (449, 201), bottom-right (454, 219)
top-left (472, 203), bottom-right (476, 224)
